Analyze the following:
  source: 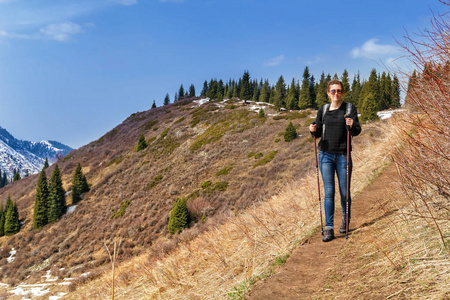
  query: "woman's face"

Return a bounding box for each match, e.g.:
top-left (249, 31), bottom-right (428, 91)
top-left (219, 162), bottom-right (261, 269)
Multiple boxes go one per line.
top-left (327, 84), bottom-right (343, 103)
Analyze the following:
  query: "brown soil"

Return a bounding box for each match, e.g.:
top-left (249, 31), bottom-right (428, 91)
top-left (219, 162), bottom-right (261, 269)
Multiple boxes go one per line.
top-left (245, 162), bottom-right (404, 300)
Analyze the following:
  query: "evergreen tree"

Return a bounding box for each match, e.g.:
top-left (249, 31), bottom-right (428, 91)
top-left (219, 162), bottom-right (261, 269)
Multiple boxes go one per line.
top-left (350, 74), bottom-right (361, 108)
top-left (43, 158), bottom-right (49, 169)
top-left (379, 72), bottom-right (391, 110)
top-left (391, 75), bottom-right (401, 108)
top-left (316, 72), bottom-right (329, 108)
top-left (0, 204), bottom-right (4, 237)
top-left (1, 172), bottom-right (7, 188)
top-left (72, 163), bottom-right (89, 204)
top-left (0, 170), bottom-right (3, 188)
top-left (33, 170), bottom-right (48, 230)
top-left (174, 92), bottom-right (178, 102)
top-left (206, 79), bottom-right (217, 99)
top-left (341, 69), bottom-right (351, 104)
top-left (47, 164), bottom-right (66, 224)
top-left (164, 93), bottom-right (170, 105)
top-left (284, 122), bottom-right (297, 142)
top-left (136, 134), bottom-right (148, 152)
top-left (189, 84), bottom-right (196, 97)
top-left (298, 66), bottom-right (313, 109)
top-left (178, 84), bottom-right (185, 100)
top-left (201, 80), bottom-right (208, 97)
top-left (252, 80), bottom-right (261, 102)
top-left (360, 93), bottom-right (379, 121)
top-left (240, 71), bottom-right (252, 102)
top-left (273, 75), bottom-right (286, 109)
top-left (405, 70), bottom-right (418, 109)
top-left (309, 75), bottom-right (317, 108)
top-left (258, 108), bottom-right (265, 118)
top-left (259, 80), bottom-right (270, 103)
top-left (151, 100), bottom-right (157, 109)
top-left (217, 79), bottom-right (225, 99)
top-left (13, 169), bottom-right (20, 182)
top-left (5, 200), bottom-right (19, 236)
top-left (168, 197), bottom-right (190, 234)
top-left (286, 78), bottom-right (299, 110)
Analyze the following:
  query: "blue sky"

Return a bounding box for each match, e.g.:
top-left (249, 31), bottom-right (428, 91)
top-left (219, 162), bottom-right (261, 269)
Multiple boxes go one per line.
top-left (0, 0), bottom-right (446, 149)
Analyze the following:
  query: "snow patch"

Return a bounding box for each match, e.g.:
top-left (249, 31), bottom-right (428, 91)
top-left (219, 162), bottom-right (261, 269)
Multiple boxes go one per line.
top-left (67, 205), bottom-right (77, 214)
top-left (377, 109), bottom-right (405, 120)
top-left (7, 248), bottom-right (16, 263)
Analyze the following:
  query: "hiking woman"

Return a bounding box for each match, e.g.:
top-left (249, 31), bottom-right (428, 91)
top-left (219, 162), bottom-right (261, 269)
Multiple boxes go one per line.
top-left (309, 79), bottom-right (361, 242)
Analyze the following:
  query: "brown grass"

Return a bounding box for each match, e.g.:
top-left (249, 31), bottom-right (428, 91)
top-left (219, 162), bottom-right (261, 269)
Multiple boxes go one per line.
top-left (63, 120), bottom-right (396, 299)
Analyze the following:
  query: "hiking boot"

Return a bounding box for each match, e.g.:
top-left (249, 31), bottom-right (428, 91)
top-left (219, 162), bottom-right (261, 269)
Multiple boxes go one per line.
top-left (339, 219), bottom-right (350, 234)
top-left (322, 229), bottom-right (334, 242)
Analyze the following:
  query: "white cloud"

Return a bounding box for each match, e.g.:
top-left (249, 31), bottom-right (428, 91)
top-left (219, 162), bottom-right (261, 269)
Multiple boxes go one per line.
top-left (263, 54), bottom-right (284, 67)
top-left (40, 22), bottom-right (83, 41)
top-left (305, 55), bottom-right (330, 65)
top-left (111, 0), bottom-right (138, 5)
top-left (350, 38), bottom-right (400, 60)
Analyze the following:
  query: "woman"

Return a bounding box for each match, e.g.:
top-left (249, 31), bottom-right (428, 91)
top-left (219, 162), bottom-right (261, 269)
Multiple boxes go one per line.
top-left (309, 79), bottom-right (361, 242)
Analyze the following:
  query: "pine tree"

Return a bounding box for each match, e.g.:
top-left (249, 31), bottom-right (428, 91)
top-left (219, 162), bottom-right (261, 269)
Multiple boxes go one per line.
top-left (0, 170), bottom-right (3, 188)
top-left (259, 80), bottom-right (270, 103)
top-left (316, 72), bottom-right (329, 108)
top-left (309, 74), bottom-right (317, 108)
top-left (240, 71), bottom-right (252, 102)
top-left (72, 163), bottom-right (89, 204)
top-left (273, 75), bottom-right (286, 109)
top-left (341, 69), bottom-right (351, 104)
top-left (168, 197), bottom-right (190, 234)
top-left (360, 93), bottom-right (379, 121)
top-left (0, 204), bottom-right (4, 237)
top-left (391, 75), bottom-right (401, 108)
top-left (151, 100), bottom-right (157, 109)
top-left (201, 81), bottom-right (208, 97)
top-left (1, 172), bottom-right (7, 188)
top-left (284, 122), bottom-right (297, 142)
top-left (189, 84), bottom-right (195, 97)
top-left (350, 74), bottom-right (361, 108)
top-left (13, 170), bottom-right (20, 182)
top-left (258, 108), bottom-right (265, 118)
top-left (206, 79), bottom-right (217, 99)
top-left (252, 80), bottom-right (260, 102)
top-left (164, 93), bottom-right (170, 105)
top-left (5, 200), bottom-right (19, 236)
top-left (136, 134), bottom-right (148, 152)
top-left (43, 158), bottom-right (49, 169)
top-left (47, 164), bottom-right (66, 224)
top-left (178, 84), bottom-right (185, 100)
top-left (33, 170), bottom-right (48, 230)
top-left (298, 66), bottom-right (313, 109)
top-left (286, 78), bottom-right (299, 110)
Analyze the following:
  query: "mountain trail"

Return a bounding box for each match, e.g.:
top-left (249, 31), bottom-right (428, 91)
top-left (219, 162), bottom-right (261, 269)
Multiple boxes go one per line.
top-left (245, 162), bottom-right (404, 299)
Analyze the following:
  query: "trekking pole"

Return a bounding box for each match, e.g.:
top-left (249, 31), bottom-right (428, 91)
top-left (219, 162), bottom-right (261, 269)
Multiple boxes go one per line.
top-left (344, 116), bottom-right (351, 239)
top-left (311, 121), bottom-right (324, 236)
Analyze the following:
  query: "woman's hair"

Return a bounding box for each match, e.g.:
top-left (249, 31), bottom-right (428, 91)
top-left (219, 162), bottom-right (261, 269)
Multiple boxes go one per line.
top-left (327, 79), bottom-right (344, 92)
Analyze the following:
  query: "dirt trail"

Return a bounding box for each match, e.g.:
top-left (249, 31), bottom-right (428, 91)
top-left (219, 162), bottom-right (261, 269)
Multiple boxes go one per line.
top-left (245, 163), bottom-right (402, 300)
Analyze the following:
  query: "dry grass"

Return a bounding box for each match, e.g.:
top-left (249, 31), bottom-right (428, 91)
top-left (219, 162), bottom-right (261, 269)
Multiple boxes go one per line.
top-left (64, 121), bottom-right (397, 299)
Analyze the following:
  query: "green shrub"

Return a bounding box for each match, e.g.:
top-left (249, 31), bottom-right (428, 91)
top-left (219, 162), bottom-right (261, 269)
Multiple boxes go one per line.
top-left (136, 134), bottom-right (148, 152)
top-left (168, 197), bottom-right (190, 234)
top-left (247, 152), bottom-right (256, 158)
top-left (284, 122), bottom-right (297, 142)
top-left (201, 180), bottom-right (212, 189)
top-left (175, 116), bottom-right (186, 124)
top-left (258, 108), bottom-right (265, 118)
top-left (274, 138), bottom-right (281, 143)
top-left (253, 151), bottom-right (278, 167)
top-left (160, 128), bottom-right (170, 138)
top-left (216, 166), bottom-right (233, 177)
top-left (146, 175), bottom-right (163, 190)
top-left (142, 120), bottom-right (157, 131)
top-left (110, 200), bottom-right (131, 219)
top-left (254, 152), bottom-right (263, 159)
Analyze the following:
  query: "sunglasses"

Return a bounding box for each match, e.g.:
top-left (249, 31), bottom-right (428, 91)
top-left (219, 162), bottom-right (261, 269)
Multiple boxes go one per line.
top-left (330, 89), bottom-right (343, 94)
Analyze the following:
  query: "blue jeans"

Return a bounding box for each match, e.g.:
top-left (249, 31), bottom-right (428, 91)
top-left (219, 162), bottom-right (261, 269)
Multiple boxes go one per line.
top-left (319, 151), bottom-right (352, 230)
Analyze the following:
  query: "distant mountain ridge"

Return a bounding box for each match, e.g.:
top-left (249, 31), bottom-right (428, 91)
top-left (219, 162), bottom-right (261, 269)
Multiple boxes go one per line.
top-left (0, 126), bottom-right (73, 177)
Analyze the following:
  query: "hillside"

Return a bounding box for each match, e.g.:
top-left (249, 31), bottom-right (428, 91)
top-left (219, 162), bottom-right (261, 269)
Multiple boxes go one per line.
top-left (0, 97), bottom-right (384, 297)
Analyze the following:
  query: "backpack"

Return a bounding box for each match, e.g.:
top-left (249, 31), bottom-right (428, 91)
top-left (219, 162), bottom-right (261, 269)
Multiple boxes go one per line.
top-left (322, 102), bottom-right (353, 137)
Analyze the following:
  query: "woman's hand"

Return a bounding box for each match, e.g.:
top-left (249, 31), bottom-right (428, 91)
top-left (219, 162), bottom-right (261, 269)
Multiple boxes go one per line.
top-left (309, 123), bottom-right (317, 132)
top-left (345, 118), bottom-right (353, 129)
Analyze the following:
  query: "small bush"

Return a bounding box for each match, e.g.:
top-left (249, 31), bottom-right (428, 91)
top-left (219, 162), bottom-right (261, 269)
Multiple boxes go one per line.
top-left (216, 166), bottom-right (233, 177)
top-left (254, 152), bottom-right (263, 159)
top-left (168, 197), bottom-right (190, 235)
top-left (201, 180), bottom-right (212, 189)
top-left (253, 151), bottom-right (278, 167)
top-left (274, 138), bottom-right (281, 143)
top-left (146, 175), bottom-right (163, 190)
top-left (142, 120), bottom-right (157, 131)
top-left (284, 122), bottom-right (297, 142)
top-left (110, 200), bottom-right (131, 219)
top-left (160, 128), bottom-right (170, 138)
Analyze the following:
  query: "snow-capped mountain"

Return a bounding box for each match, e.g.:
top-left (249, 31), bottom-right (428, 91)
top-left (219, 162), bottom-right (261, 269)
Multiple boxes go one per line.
top-left (0, 126), bottom-right (73, 178)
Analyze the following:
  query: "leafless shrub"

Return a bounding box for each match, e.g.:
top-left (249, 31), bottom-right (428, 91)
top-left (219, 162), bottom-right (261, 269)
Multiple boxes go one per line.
top-left (393, 3), bottom-right (450, 249)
